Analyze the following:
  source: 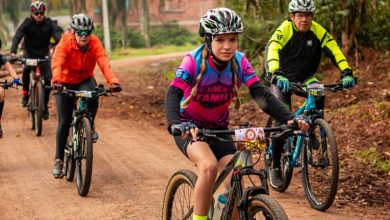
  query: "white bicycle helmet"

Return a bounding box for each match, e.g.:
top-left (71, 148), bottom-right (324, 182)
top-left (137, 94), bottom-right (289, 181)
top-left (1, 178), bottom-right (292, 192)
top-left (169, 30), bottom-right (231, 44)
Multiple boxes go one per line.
top-left (199, 8), bottom-right (243, 37)
top-left (70, 14), bottom-right (94, 31)
top-left (289, 0), bottom-right (316, 13)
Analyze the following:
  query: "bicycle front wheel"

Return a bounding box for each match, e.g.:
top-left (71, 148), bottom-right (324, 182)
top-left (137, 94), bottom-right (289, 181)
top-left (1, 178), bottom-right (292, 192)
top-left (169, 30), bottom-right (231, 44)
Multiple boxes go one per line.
top-left (75, 116), bottom-right (93, 196)
top-left (34, 82), bottom-right (44, 136)
top-left (162, 169), bottom-right (197, 220)
top-left (248, 194), bottom-right (289, 220)
top-left (302, 118), bottom-right (339, 211)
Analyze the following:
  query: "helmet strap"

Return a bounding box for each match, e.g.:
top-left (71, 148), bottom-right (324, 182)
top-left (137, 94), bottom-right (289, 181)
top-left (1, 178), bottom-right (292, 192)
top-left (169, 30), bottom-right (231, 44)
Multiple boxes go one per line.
top-left (205, 35), bottom-right (212, 54)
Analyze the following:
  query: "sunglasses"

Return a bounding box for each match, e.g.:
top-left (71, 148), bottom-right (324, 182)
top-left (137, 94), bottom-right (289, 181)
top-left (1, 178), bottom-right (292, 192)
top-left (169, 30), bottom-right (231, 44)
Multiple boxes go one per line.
top-left (34, 11), bottom-right (44, 16)
top-left (75, 30), bottom-right (92, 37)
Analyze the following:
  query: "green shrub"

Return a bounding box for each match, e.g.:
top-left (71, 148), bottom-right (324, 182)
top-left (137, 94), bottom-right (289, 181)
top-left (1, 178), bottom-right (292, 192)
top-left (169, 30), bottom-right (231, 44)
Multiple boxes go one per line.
top-left (94, 25), bottom-right (145, 49)
top-left (150, 21), bottom-right (198, 46)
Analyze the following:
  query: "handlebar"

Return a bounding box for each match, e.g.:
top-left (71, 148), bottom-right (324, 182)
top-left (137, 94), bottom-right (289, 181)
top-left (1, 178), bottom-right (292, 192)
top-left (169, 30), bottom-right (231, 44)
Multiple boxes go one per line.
top-left (172, 124), bottom-right (296, 141)
top-left (289, 82), bottom-right (344, 94)
top-left (9, 56), bottom-right (51, 66)
top-left (45, 85), bottom-right (116, 98)
top-left (0, 80), bottom-right (23, 89)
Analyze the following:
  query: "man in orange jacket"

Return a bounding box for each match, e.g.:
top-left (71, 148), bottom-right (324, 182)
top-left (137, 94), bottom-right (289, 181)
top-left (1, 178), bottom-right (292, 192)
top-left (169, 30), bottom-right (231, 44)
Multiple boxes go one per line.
top-left (51, 14), bottom-right (121, 178)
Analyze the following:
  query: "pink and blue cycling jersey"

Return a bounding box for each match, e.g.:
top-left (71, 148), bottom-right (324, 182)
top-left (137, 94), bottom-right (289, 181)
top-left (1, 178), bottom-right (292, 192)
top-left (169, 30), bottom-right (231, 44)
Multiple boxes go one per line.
top-left (170, 45), bottom-right (260, 128)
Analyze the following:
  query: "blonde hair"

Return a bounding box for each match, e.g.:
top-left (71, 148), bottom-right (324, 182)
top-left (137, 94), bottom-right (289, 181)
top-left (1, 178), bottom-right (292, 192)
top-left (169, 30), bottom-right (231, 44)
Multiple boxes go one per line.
top-left (181, 46), bottom-right (241, 110)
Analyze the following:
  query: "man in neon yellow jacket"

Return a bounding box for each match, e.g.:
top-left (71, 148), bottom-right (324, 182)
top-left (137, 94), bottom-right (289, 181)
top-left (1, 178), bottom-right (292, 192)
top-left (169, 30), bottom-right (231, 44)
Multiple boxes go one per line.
top-left (264, 0), bottom-right (355, 188)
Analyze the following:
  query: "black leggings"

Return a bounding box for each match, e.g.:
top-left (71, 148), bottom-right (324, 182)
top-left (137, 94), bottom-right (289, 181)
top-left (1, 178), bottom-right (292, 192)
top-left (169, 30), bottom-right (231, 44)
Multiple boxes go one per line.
top-left (22, 62), bottom-right (52, 110)
top-left (55, 77), bottom-right (98, 160)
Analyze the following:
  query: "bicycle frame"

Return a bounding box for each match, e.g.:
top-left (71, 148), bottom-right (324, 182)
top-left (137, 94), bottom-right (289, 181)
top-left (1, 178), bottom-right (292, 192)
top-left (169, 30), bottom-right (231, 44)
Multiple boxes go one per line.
top-left (70, 94), bottom-right (92, 156)
top-left (196, 126), bottom-right (291, 220)
top-left (214, 149), bottom-right (269, 220)
top-left (267, 83), bottom-right (341, 168)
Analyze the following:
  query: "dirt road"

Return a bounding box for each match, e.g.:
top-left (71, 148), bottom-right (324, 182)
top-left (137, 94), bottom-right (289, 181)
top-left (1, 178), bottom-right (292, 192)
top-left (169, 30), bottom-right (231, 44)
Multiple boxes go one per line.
top-left (0, 53), bottom-right (385, 219)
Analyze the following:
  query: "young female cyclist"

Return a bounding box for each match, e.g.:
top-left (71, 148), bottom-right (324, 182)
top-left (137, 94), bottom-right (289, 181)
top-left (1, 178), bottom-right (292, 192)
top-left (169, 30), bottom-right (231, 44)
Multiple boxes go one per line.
top-left (165, 8), bottom-right (310, 220)
top-left (51, 14), bottom-right (121, 178)
top-left (0, 39), bottom-right (21, 138)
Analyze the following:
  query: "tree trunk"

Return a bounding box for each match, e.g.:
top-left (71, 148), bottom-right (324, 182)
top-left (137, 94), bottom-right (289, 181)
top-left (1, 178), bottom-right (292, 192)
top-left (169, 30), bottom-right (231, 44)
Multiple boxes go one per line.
top-left (139, 0), bottom-right (151, 47)
top-left (69, 0), bottom-right (86, 15)
top-left (341, 0), bottom-right (365, 63)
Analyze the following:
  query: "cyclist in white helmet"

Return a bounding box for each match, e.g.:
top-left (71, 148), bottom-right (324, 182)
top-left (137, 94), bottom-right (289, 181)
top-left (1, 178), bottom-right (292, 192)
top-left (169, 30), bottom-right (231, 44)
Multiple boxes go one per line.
top-left (166, 7), bottom-right (310, 220)
top-left (264, 0), bottom-right (355, 188)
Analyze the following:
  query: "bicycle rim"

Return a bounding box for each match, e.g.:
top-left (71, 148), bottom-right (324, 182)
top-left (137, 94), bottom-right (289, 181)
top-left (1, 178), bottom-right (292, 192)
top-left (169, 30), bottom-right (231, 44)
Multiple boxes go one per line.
top-left (76, 117), bottom-right (93, 197)
top-left (248, 195), bottom-right (289, 220)
top-left (34, 82), bottom-right (44, 136)
top-left (302, 118), bottom-right (339, 211)
top-left (162, 169), bottom-right (197, 220)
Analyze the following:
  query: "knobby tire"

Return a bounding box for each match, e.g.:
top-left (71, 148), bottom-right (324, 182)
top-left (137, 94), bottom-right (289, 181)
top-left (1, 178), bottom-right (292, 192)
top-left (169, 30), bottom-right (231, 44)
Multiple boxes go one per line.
top-left (76, 116), bottom-right (93, 196)
top-left (302, 118), bottom-right (339, 211)
top-left (162, 169), bottom-right (197, 220)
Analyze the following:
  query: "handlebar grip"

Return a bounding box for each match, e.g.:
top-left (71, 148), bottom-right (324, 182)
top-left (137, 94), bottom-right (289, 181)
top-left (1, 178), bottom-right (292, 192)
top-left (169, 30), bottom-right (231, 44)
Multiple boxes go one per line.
top-left (172, 128), bottom-right (182, 136)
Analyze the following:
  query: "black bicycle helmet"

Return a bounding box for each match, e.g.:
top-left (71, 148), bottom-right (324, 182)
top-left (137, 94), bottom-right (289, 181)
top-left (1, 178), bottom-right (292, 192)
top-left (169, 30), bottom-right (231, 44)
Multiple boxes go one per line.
top-left (70, 14), bottom-right (94, 31)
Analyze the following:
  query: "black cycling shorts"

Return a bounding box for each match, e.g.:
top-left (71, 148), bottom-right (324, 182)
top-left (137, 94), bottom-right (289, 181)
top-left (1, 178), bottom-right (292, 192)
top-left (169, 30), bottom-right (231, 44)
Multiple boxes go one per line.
top-left (173, 133), bottom-right (237, 161)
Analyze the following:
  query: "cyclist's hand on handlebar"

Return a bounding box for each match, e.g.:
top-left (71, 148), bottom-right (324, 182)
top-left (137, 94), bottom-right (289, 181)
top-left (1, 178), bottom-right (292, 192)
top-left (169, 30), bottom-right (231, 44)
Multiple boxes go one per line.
top-left (170, 122), bottom-right (198, 140)
top-left (9, 53), bottom-right (18, 64)
top-left (288, 115), bottom-right (311, 132)
top-left (11, 77), bottom-right (21, 86)
top-left (273, 70), bottom-right (290, 93)
top-left (52, 81), bottom-right (63, 92)
top-left (110, 83), bottom-right (122, 92)
top-left (341, 69), bottom-right (355, 89)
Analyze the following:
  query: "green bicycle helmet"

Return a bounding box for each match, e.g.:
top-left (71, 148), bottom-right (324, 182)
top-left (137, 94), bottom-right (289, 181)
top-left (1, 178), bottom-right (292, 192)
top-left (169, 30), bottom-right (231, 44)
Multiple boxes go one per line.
top-left (199, 8), bottom-right (243, 37)
top-left (289, 0), bottom-right (316, 13)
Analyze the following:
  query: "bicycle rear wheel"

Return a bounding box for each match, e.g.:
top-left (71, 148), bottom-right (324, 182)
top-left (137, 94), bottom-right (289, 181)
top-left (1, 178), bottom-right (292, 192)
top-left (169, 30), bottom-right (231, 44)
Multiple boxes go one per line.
top-left (75, 116), bottom-right (93, 196)
top-left (302, 118), bottom-right (339, 211)
top-left (64, 129), bottom-right (75, 182)
top-left (162, 169), bottom-right (197, 220)
top-left (264, 117), bottom-right (293, 192)
top-left (248, 194), bottom-right (289, 220)
top-left (34, 82), bottom-right (44, 136)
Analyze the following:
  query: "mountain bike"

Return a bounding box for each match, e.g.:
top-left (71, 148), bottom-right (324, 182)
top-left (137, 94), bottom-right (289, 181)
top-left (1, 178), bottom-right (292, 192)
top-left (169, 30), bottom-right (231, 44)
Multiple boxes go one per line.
top-left (162, 124), bottom-right (296, 220)
top-left (13, 57), bottom-right (50, 136)
top-left (264, 82), bottom-right (345, 211)
top-left (47, 85), bottom-right (116, 196)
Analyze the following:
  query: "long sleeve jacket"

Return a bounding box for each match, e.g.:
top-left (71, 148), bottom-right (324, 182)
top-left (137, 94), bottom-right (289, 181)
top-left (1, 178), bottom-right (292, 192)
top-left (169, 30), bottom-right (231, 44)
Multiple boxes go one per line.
top-left (51, 33), bottom-right (119, 85)
top-left (11, 17), bottom-right (61, 58)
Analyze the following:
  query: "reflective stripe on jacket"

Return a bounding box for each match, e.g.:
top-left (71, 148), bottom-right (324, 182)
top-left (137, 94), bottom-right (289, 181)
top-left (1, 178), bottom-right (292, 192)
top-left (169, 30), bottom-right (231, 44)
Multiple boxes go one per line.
top-left (51, 33), bottom-right (119, 85)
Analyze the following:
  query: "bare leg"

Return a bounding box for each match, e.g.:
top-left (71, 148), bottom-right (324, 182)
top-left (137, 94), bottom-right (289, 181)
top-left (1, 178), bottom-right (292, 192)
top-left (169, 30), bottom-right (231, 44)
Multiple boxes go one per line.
top-left (187, 141), bottom-right (218, 216)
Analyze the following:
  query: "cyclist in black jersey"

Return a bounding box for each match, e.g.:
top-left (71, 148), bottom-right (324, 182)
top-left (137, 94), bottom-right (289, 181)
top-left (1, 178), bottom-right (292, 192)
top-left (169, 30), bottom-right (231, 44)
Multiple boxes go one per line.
top-left (264, 0), bottom-right (356, 188)
top-left (10, 1), bottom-right (61, 120)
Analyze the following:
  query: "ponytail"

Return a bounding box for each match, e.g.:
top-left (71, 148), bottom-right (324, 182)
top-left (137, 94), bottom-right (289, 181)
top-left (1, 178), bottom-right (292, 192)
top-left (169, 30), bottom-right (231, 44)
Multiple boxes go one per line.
top-left (181, 46), bottom-right (208, 108)
top-left (231, 55), bottom-right (241, 110)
